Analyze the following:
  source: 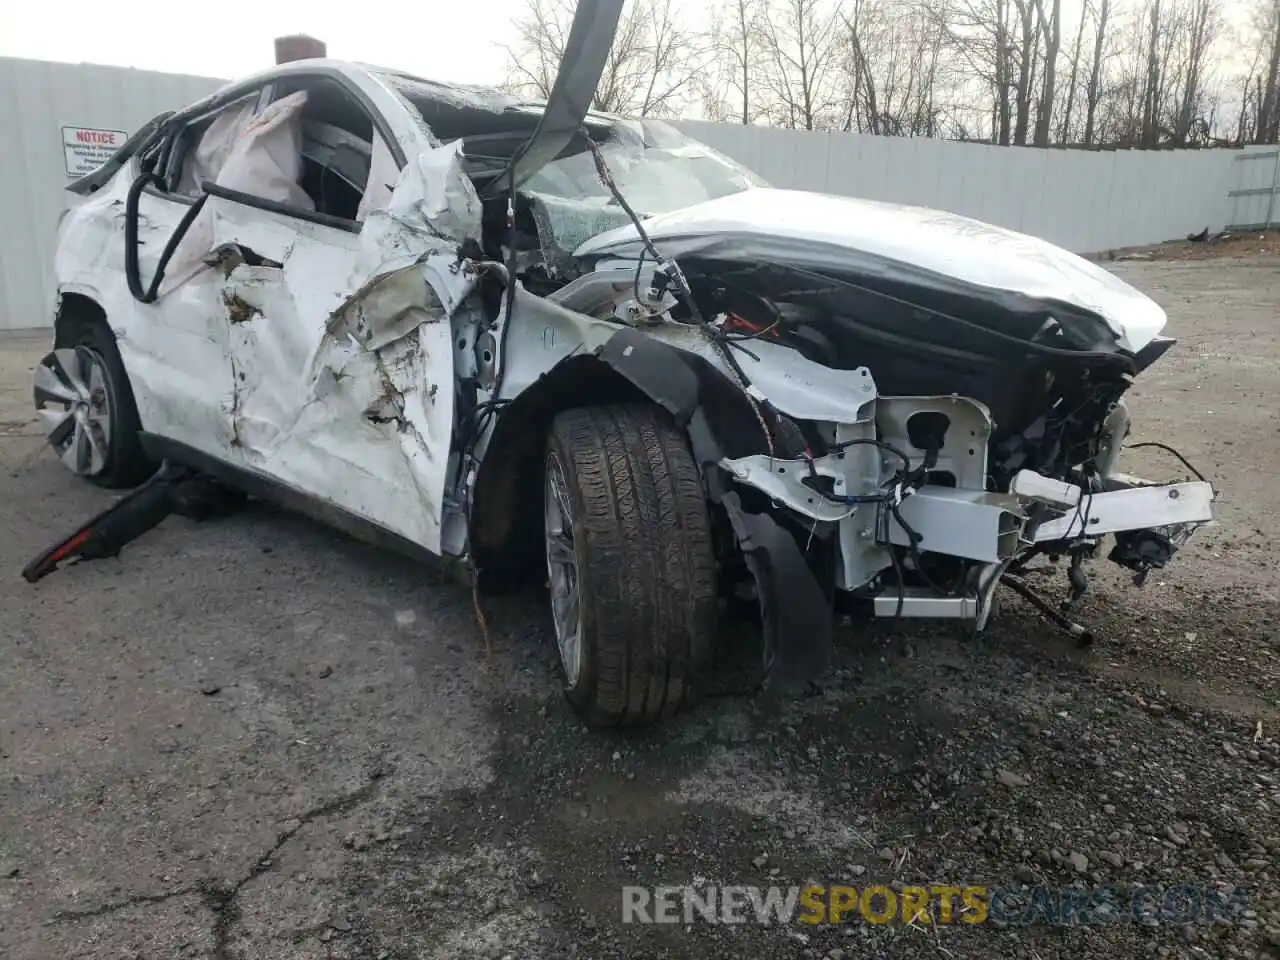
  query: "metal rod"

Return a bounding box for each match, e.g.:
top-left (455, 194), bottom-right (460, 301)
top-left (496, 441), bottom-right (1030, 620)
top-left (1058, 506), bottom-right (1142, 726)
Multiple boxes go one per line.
top-left (1001, 574), bottom-right (1094, 647)
top-left (1265, 147), bottom-right (1280, 232)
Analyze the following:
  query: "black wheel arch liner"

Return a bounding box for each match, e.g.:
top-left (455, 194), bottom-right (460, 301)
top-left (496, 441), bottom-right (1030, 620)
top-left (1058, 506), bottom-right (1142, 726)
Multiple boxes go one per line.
top-left (588, 328), bottom-right (834, 688)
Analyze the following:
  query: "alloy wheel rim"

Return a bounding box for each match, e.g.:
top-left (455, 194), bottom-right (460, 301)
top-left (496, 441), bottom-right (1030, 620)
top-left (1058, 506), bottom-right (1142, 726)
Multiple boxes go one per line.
top-left (544, 450), bottom-right (583, 685)
top-left (35, 347), bottom-right (113, 477)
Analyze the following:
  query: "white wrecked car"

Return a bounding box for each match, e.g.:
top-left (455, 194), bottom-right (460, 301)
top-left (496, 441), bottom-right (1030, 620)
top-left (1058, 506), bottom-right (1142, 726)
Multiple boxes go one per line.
top-left (33, 1), bottom-right (1213, 725)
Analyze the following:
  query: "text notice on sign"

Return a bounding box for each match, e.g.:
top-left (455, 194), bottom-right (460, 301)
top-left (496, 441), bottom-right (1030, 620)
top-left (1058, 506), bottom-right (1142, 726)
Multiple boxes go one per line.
top-left (62, 126), bottom-right (127, 177)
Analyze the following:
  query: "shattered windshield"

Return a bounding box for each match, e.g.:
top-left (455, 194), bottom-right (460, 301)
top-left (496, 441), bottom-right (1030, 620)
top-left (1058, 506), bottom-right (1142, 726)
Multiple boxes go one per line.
top-left (515, 120), bottom-right (769, 260)
top-left (524, 120), bottom-right (768, 217)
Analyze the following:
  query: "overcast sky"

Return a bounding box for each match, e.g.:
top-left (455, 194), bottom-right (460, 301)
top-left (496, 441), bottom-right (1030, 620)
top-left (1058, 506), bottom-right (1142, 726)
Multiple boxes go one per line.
top-left (0, 1), bottom-right (526, 85)
top-left (0, 0), bottom-right (1258, 105)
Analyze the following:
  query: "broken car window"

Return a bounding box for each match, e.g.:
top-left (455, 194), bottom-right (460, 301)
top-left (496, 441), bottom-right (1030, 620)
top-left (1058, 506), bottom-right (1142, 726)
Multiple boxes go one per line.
top-left (516, 122), bottom-right (770, 263)
top-left (521, 121), bottom-right (767, 219)
top-left (273, 77), bottom-right (383, 222)
top-left (171, 94), bottom-right (261, 197)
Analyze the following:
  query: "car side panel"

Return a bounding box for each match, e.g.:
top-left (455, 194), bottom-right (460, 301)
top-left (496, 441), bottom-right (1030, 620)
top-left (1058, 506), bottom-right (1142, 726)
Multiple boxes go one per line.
top-left (200, 195), bottom-right (458, 555)
top-left (54, 169), bottom-right (236, 458)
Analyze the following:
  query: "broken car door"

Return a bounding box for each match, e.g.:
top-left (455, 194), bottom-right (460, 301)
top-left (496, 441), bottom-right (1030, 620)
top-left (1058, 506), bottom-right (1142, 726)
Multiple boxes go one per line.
top-left (192, 80), bottom-right (457, 554)
top-left (111, 96), bottom-right (269, 453)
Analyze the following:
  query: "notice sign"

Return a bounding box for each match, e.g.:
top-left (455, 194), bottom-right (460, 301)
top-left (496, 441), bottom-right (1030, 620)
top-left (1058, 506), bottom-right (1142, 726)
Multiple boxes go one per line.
top-left (62, 126), bottom-right (127, 177)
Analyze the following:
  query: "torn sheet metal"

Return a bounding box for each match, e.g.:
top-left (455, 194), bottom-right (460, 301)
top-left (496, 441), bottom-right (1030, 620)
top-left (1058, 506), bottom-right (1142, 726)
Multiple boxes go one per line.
top-left (218, 136), bottom-right (483, 552)
top-left (221, 259), bottom-right (459, 555)
top-left (350, 139), bottom-right (481, 282)
top-left (630, 323), bottom-right (876, 425)
top-left (356, 131), bottom-right (399, 223)
top-left (144, 125), bottom-right (480, 557)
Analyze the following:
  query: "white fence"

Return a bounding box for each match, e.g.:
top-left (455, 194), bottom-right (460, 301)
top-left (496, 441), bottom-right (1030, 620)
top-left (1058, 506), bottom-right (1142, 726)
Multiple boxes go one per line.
top-left (0, 55), bottom-right (1261, 332)
top-left (673, 120), bottom-right (1238, 253)
top-left (0, 58), bottom-right (222, 332)
top-left (1224, 144), bottom-right (1280, 229)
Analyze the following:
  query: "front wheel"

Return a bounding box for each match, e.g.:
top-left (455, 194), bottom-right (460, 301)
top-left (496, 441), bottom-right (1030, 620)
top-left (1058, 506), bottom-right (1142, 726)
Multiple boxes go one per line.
top-left (544, 404), bottom-right (717, 727)
top-left (34, 323), bottom-right (150, 488)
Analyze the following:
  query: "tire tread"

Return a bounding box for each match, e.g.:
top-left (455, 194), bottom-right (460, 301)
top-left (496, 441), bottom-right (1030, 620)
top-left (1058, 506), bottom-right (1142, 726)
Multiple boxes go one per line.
top-left (547, 404), bottom-right (716, 727)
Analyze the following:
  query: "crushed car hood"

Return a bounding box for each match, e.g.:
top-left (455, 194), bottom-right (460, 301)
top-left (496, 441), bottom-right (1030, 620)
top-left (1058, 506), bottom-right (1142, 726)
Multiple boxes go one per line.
top-left (573, 188), bottom-right (1167, 353)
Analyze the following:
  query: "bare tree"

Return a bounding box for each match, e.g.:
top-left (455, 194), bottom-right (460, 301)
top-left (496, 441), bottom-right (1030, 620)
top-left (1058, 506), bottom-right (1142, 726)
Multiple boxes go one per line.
top-left (503, 0), bottom-right (706, 117)
top-left (504, 0), bottom-right (569, 100)
top-left (1251, 0), bottom-right (1280, 141)
top-left (841, 0), bottom-right (949, 135)
top-left (1141, 0), bottom-right (1164, 145)
top-left (1082, 0), bottom-right (1111, 144)
top-left (1091, 0), bottom-right (1222, 146)
top-left (1055, 0), bottom-right (1089, 142)
top-left (1031, 0), bottom-right (1061, 145)
top-left (757, 0), bottom-right (843, 129)
top-left (931, 0), bottom-right (1017, 143)
top-left (497, 0), bottom-right (1250, 147)
top-left (704, 0), bottom-right (764, 123)
top-left (1169, 0), bottom-right (1222, 144)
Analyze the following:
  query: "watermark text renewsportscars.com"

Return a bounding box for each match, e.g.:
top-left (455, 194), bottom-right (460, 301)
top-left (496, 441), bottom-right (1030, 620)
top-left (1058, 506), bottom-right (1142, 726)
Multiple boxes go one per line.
top-left (622, 883), bottom-right (1251, 927)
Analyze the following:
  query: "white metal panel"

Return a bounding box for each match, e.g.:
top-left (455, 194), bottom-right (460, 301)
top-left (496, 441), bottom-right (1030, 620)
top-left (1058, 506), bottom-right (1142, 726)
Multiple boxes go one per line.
top-left (677, 121), bottom-right (1241, 255)
top-left (0, 57), bottom-right (224, 331)
top-left (1225, 144), bottom-right (1280, 230)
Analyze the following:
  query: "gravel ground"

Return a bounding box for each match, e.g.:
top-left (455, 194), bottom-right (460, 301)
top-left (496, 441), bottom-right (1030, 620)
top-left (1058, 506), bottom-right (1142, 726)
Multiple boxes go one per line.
top-left (1, 255), bottom-right (1278, 960)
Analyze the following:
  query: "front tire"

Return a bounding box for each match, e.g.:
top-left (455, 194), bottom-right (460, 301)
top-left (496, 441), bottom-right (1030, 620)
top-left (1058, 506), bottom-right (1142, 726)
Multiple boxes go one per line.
top-left (544, 404), bottom-right (716, 727)
top-left (34, 322), bottom-right (150, 488)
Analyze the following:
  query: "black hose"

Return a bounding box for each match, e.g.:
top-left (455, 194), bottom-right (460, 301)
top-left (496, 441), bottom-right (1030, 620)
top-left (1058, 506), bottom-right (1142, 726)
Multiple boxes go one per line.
top-left (1124, 441), bottom-right (1207, 483)
top-left (828, 437), bottom-right (913, 473)
top-left (124, 171), bottom-right (208, 304)
top-left (1002, 573), bottom-right (1094, 646)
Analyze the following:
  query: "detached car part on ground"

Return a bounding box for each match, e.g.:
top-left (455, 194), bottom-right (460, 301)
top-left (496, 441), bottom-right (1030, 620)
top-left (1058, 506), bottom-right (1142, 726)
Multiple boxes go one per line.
top-left (29, 0), bottom-right (1214, 726)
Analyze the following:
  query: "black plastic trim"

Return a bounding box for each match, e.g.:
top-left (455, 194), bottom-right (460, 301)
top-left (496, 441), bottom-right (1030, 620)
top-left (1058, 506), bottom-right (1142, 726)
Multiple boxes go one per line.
top-left (203, 183), bottom-right (360, 233)
top-left (1134, 335), bottom-right (1177, 373)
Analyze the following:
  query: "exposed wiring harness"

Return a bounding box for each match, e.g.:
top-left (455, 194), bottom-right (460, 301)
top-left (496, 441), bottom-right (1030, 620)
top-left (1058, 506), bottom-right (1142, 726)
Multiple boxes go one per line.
top-left (787, 436), bottom-right (955, 619)
top-left (580, 130), bottom-right (776, 459)
top-left (1124, 441), bottom-right (1207, 483)
top-left (489, 162), bottom-right (521, 403)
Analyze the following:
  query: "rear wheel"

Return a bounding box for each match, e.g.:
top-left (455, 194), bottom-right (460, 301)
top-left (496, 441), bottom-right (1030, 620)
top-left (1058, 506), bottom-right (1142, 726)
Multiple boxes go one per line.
top-left (544, 404), bottom-right (717, 727)
top-left (34, 322), bottom-right (150, 488)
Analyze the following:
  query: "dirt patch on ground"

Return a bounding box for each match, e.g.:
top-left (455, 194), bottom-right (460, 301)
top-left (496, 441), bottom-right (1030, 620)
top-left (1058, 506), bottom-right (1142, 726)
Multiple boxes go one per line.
top-left (1, 255), bottom-right (1278, 959)
top-left (1104, 230), bottom-right (1280, 262)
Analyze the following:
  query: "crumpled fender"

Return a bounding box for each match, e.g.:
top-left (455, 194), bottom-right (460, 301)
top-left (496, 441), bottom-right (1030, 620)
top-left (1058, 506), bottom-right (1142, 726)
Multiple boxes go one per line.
top-left (595, 328), bottom-right (833, 689)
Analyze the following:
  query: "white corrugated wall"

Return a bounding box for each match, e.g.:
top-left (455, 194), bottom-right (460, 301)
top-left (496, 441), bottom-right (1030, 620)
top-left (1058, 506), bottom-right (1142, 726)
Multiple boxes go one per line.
top-left (0, 57), bottom-right (224, 331)
top-left (1223, 144), bottom-right (1280, 228)
top-left (671, 119), bottom-right (1240, 253)
top-left (0, 56), bottom-right (1258, 331)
